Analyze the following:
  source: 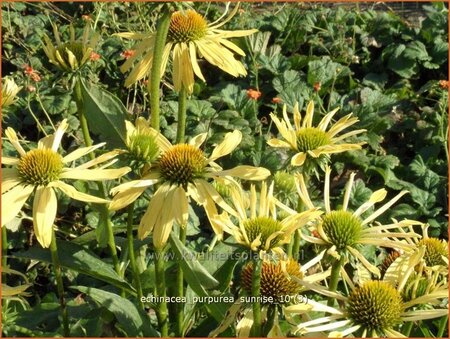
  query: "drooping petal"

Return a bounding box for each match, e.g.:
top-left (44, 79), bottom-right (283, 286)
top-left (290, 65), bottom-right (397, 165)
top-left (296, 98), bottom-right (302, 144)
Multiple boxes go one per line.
top-left (362, 190), bottom-right (408, 225)
top-left (209, 130), bottom-right (242, 162)
top-left (291, 152), bottom-right (307, 166)
top-left (138, 183), bottom-right (171, 240)
top-left (152, 187), bottom-right (177, 249)
top-left (173, 186), bottom-right (189, 227)
top-left (109, 186), bottom-right (147, 211)
top-left (60, 167), bottom-right (130, 181)
top-left (1, 168), bottom-right (21, 194)
top-left (210, 165), bottom-right (270, 181)
top-left (189, 42), bottom-right (206, 82)
top-left (267, 138), bottom-right (292, 148)
top-left (33, 186), bottom-right (57, 248)
top-left (50, 181), bottom-right (109, 204)
top-left (317, 107), bottom-right (339, 131)
top-left (1, 184), bottom-right (34, 225)
top-left (110, 173), bottom-right (160, 195)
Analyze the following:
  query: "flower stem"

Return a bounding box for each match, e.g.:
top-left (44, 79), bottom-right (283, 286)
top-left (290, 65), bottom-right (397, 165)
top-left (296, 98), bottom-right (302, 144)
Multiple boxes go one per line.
top-left (149, 7), bottom-right (170, 131)
top-left (437, 315), bottom-right (448, 338)
top-left (127, 202), bottom-right (144, 308)
top-left (402, 321), bottom-right (414, 337)
top-left (176, 85), bottom-right (187, 144)
top-left (155, 248), bottom-right (169, 337)
top-left (327, 255), bottom-right (345, 306)
top-left (176, 226), bottom-right (187, 337)
top-left (250, 254), bottom-right (262, 337)
top-left (50, 229), bottom-right (70, 337)
top-left (73, 78), bottom-right (121, 277)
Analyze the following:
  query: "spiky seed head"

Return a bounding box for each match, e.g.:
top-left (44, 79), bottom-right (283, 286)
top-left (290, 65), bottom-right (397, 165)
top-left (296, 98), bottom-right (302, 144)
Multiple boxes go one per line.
top-left (321, 210), bottom-right (363, 250)
top-left (17, 149), bottom-right (64, 186)
top-left (168, 10), bottom-right (208, 43)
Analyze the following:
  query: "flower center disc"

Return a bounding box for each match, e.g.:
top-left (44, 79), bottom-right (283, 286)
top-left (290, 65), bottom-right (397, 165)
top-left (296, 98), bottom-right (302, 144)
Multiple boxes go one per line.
top-left (241, 259), bottom-right (303, 304)
top-left (159, 144), bottom-right (206, 187)
top-left (296, 127), bottom-right (331, 152)
top-left (168, 10), bottom-right (208, 43)
top-left (17, 149), bottom-right (64, 186)
top-left (128, 133), bottom-right (160, 164)
top-left (347, 281), bottom-right (404, 334)
top-left (321, 210), bottom-right (362, 249)
top-left (243, 216), bottom-right (284, 250)
top-left (418, 238), bottom-right (447, 266)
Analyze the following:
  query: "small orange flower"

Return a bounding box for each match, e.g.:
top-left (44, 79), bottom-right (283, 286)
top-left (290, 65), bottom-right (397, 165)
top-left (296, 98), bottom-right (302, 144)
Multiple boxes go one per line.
top-left (90, 51), bottom-right (101, 61)
top-left (272, 97), bottom-right (282, 104)
top-left (438, 80), bottom-right (448, 89)
top-left (121, 50), bottom-right (136, 60)
top-left (247, 88), bottom-right (261, 100)
top-left (82, 14), bottom-right (92, 22)
top-left (23, 65), bottom-right (41, 82)
top-left (313, 82), bottom-right (321, 92)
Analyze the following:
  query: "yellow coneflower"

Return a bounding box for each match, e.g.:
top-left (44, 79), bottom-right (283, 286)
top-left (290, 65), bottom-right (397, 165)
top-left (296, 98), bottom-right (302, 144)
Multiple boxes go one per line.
top-left (117, 5), bottom-right (257, 93)
top-left (212, 181), bottom-right (322, 253)
top-left (268, 101), bottom-right (365, 172)
top-left (1, 120), bottom-right (130, 248)
top-left (109, 129), bottom-right (270, 249)
top-left (288, 249), bottom-right (448, 338)
top-left (296, 166), bottom-right (421, 276)
top-left (42, 24), bottom-right (100, 72)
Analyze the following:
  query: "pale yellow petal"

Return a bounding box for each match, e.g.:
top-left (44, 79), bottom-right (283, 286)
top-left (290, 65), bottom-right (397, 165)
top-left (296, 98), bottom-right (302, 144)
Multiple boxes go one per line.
top-left (50, 181), bottom-right (109, 204)
top-left (1, 156), bottom-right (19, 165)
top-left (303, 101), bottom-right (315, 128)
top-left (210, 165), bottom-right (270, 181)
top-left (75, 150), bottom-right (123, 170)
top-left (152, 187), bottom-right (177, 249)
top-left (189, 42), bottom-right (205, 82)
top-left (291, 152), bottom-right (307, 166)
top-left (109, 186), bottom-right (147, 211)
top-left (51, 119), bottom-right (68, 151)
top-left (2, 168), bottom-right (20, 192)
top-left (60, 167), bottom-right (130, 181)
top-left (362, 190), bottom-right (408, 225)
top-left (138, 184), bottom-right (170, 240)
top-left (173, 186), bottom-right (189, 227)
top-left (62, 143), bottom-right (106, 163)
top-left (267, 138), bottom-right (292, 149)
top-left (318, 107), bottom-right (340, 131)
top-left (1, 184), bottom-right (33, 225)
top-left (5, 128), bottom-right (26, 156)
top-left (209, 130), bottom-right (242, 162)
top-left (38, 134), bottom-right (55, 150)
top-left (110, 173), bottom-right (160, 195)
top-left (33, 186), bottom-right (57, 248)
top-left (189, 133), bottom-right (207, 148)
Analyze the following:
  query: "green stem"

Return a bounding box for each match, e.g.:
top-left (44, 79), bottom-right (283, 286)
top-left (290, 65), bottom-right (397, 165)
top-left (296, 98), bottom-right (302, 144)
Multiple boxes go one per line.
top-left (127, 202), bottom-right (143, 308)
top-left (176, 226), bottom-right (187, 337)
top-left (437, 315), bottom-right (448, 338)
top-left (149, 8), bottom-right (170, 131)
top-left (292, 230), bottom-right (301, 260)
top-left (327, 255), bottom-right (345, 306)
top-left (73, 78), bottom-right (121, 277)
top-left (250, 254), bottom-right (262, 337)
top-left (50, 229), bottom-right (69, 337)
top-left (402, 321), bottom-right (414, 337)
top-left (176, 85), bottom-right (187, 144)
top-left (155, 248), bottom-right (169, 337)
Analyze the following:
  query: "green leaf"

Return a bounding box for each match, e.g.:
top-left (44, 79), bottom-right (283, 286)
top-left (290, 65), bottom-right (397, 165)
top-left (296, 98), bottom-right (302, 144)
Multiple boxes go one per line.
top-left (40, 88), bottom-right (72, 115)
top-left (169, 233), bottom-right (226, 321)
top-left (73, 286), bottom-right (158, 337)
top-left (307, 58), bottom-right (350, 87)
top-left (80, 78), bottom-right (127, 148)
top-left (14, 240), bottom-right (134, 294)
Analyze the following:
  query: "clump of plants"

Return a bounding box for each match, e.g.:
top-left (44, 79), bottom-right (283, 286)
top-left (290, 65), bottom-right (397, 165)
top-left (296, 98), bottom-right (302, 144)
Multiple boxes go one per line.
top-left (2, 2), bottom-right (448, 338)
